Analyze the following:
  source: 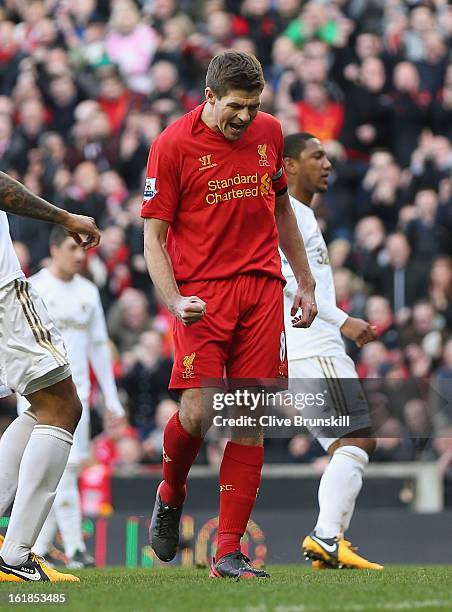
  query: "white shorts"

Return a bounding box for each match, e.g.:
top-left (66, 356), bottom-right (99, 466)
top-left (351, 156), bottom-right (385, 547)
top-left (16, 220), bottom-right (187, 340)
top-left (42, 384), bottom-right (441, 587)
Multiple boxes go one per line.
top-left (288, 354), bottom-right (371, 450)
top-left (0, 279), bottom-right (70, 395)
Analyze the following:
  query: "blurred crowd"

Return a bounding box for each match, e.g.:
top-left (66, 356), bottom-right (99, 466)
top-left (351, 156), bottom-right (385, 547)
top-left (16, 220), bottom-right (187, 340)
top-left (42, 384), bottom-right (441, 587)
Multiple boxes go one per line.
top-left (0, 0), bottom-right (451, 493)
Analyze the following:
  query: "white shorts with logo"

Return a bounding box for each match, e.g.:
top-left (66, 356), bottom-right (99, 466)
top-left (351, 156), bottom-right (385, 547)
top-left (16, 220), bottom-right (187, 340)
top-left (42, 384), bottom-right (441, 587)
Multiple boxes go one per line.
top-left (0, 279), bottom-right (71, 395)
top-left (288, 354), bottom-right (371, 451)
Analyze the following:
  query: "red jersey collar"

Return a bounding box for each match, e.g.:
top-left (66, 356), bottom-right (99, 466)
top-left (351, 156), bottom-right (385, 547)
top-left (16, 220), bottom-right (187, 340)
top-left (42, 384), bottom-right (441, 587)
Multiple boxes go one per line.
top-left (191, 102), bottom-right (209, 134)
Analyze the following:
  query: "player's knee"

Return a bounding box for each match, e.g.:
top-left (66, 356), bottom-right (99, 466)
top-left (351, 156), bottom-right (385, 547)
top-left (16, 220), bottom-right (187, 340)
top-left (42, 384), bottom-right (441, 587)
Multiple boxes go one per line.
top-left (179, 405), bottom-right (205, 436)
top-left (361, 438), bottom-right (376, 456)
top-left (67, 393), bottom-right (83, 426)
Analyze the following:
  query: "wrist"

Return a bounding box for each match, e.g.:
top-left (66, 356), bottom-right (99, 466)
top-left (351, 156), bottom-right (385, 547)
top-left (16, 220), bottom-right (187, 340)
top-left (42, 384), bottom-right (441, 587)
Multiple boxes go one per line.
top-left (297, 274), bottom-right (315, 291)
top-left (57, 208), bottom-right (71, 226)
top-left (167, 293), bottom-right (183, 314)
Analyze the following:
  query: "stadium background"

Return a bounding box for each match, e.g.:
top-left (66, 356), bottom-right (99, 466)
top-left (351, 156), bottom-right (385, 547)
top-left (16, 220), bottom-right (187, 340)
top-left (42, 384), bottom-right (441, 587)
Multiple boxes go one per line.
top-left (0, 0), bottom-right (451, 567)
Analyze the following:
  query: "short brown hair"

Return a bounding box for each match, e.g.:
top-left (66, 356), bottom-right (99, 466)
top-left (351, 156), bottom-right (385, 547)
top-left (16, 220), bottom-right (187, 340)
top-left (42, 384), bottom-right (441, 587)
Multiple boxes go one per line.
top-left (206, 50), bottom-right (265, 98)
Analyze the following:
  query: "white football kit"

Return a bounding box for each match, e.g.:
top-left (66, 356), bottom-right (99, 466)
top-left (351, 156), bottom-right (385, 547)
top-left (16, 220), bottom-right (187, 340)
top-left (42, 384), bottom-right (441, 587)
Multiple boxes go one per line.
top-left (0, 212), bottom-right (70, 395)
top-left (17, 268), bottom-right (123, 462)
top-left (281, 196), bottom-right (371, 449)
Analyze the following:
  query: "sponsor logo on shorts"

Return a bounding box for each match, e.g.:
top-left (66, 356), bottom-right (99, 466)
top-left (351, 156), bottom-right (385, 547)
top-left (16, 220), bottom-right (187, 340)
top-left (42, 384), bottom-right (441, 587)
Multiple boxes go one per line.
top-left (182, 352), bottom-right (196, 379)
top-left (163, 449), bottom-right (172, 463)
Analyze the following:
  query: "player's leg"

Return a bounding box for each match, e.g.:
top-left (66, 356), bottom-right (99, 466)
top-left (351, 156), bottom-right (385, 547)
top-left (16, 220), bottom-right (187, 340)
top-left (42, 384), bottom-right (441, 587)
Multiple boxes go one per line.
top-left (150, 279), bottom-right (233, 562)
top-left (52, 402), bottom-right (94, 567)
top-left (0, 409), bottom-right (37, 516)
top-left (315, 433), bottom-right (375, 541)
top-left (151, 387), bottom-right (214, 562)
top-left (210, 276), bottom-right (285, 579)
top-left (0, 377), bottom-right (81, 578)
top-left (32, 508), bottom-right (58, 559)
top-left (296, 355), bottom-right (383, 569)
top-left (0, 279), bottom-right (81, 582)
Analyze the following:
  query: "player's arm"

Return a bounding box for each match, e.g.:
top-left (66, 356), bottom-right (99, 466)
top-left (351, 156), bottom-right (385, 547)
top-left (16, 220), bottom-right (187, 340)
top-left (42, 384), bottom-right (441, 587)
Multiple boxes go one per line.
top-left (89, 342), bottom-right (125, 417)
top-left (275, 190), bottom-right (317, 328)
top-left (87, 292), bottom-right (125, 417)
top-left (340, 317), bottom-right (377, 347)
top-left (0, 170), bottom-right (100, 248)
top-left (143, 218), bottom-right (206, 326)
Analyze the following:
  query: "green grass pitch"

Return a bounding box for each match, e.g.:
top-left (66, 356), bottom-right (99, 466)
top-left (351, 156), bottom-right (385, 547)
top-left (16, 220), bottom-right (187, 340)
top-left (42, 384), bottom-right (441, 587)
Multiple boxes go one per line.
top-left (1, 566), bottom-right (451, 612)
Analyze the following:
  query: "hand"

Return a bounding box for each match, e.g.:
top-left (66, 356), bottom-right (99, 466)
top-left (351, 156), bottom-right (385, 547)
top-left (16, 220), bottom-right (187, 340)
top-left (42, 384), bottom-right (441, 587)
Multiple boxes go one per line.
top-left (341, 317), bottom-right (376, 347)
top-left (106, 401), bottom-right (125, 418)
top-left (290, 281), bottom-right (317, 328)
top-left (171, 295), bottom-right (206, 326)
top-left (62, 212), bottom-right (100, 249)
top-left (104, 411), bottom-right (127, 431)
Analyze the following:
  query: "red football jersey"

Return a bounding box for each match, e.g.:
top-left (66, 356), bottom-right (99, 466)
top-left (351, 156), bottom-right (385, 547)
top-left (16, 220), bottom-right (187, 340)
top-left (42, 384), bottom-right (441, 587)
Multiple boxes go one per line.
top-left (141, 103), bottom-right (287, 283)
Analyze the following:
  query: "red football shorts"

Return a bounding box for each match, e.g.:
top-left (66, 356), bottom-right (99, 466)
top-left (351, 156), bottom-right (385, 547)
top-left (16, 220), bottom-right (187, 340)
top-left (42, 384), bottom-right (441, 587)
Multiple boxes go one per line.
top-left (170, 274), bottom-right (288, 390)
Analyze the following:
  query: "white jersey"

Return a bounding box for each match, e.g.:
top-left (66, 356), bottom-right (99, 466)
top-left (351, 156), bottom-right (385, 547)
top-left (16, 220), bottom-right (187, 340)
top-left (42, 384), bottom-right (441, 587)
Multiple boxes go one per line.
top-left (26, 268), bottom-right (109, 402)
top-left (281, 195), bottom-right (348, 360)
top-left (0, 211), bottom-right (24, 289)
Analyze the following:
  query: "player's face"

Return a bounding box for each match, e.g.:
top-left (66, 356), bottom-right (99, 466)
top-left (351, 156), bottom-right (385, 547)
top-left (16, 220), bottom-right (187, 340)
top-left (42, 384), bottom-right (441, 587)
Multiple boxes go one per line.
top-left (52, 237), bottom-right (86, 277)
top-left (297, 138), bottom-right (332, 193)
top-left (207, 87), bottom-right (261, 141)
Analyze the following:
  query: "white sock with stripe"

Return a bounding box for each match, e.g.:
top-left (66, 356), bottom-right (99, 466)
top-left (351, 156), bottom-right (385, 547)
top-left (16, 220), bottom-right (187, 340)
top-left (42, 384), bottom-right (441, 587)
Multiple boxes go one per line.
top-left (314, 445), bottom-right (369, 539)
top-left (0, 411), bottom-right (37, 516)
top-left (1, 425), bottom-right (72, 566)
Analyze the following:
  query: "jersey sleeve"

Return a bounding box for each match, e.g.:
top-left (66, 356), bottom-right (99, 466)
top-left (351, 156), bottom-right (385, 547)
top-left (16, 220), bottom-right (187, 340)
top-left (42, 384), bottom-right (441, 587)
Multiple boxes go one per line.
top-left (272, 122), bottom-right (288, 196)
top-left (89, 289), bottom-right (109, 345)
top-left (141, 134), bottom-right (180, 222)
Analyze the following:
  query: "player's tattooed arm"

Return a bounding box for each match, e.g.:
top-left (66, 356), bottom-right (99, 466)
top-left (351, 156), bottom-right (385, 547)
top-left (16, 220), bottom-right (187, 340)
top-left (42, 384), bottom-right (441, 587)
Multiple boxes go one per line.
top-left (0, 171), bottom-right (67, 223)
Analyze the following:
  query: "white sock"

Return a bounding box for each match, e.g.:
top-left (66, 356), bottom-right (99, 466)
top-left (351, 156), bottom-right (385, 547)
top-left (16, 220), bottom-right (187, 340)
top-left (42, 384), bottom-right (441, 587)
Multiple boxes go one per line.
top-left (33, 508), bottom-right (58, 557)
top-left (53, 464), bottom-right (85, 558)
top-left (315, 445), bottom-right (369, 539)
top-left (1, 425), bottom-right (72, 566)
top-left (0, 411), bottom-right (37, 515)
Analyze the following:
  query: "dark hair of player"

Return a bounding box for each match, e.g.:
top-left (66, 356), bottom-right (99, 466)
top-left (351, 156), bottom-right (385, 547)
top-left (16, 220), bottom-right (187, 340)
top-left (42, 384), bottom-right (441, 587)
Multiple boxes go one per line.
top-left (206, 50), bottom-right (265, 98)
top-left (49, 224), bottom-right (69, 247)
top-left (283, 132), bottom-right (317, 160)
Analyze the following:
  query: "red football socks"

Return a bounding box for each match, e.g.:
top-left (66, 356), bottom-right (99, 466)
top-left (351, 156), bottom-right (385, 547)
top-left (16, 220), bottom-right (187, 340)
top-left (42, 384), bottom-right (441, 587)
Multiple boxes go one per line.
top-left (216, 442), bottom-right (264, 561)
top-left (159, 412), bottom-right (203, 507)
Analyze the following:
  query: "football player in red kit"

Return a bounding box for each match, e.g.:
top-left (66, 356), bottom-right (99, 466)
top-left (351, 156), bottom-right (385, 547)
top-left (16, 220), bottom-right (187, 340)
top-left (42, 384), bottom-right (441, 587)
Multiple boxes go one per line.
top-left (142, 50), bottom-right (317, 579)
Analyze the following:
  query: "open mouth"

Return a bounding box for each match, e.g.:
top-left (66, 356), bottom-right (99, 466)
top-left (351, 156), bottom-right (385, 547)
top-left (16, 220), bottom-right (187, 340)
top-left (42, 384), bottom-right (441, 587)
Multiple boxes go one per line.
top-left (229, 122), bottom-right (246, 134)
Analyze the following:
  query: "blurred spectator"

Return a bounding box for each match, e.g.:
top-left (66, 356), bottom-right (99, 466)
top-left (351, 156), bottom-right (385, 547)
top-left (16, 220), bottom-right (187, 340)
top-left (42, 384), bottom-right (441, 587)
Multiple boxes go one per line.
top-left (121, 331), bottom-right (173, 438)
top-left (357, 341), bottom-right (390, 379)
top-left (142, 399), bottom-right (178, 462)
top-left (377, 233), bottom-right (428, 315)
top-left (287, 434), bottom-right (325, 464)
top-left (403, 398), bottom-right (433, 457)
top-left (429, 257), bottom-right (452, 329)
top-left (386, 61), bottom-right (431, 167)
top-left (340, 57), bottom-right (391, 160)
top-left (105, 1), bottom-right (158, 94)
top-left (365, 296), bottom-right (400, 351)
top-left (94, 411), bottom-right (139, 469)
top-left (88, 225), bottom-right (131, 310)
top-left (405, 189), bottom-right (450, 264)
top-left (373, 417), bottom-right (415, 462)
top-left (107, 288), bottom-right (154, 353)
top-left (296, 82), bottom-right (344, 141)
top-left (401, 301), bottom-right (444, 360)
